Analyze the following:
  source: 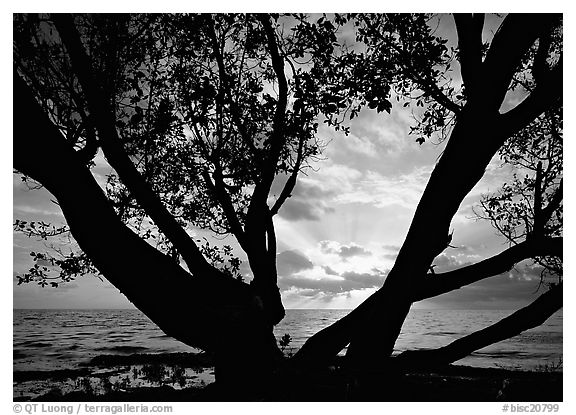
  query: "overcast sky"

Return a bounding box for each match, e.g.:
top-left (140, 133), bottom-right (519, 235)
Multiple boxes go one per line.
top-left (12, 14), bottom-right (559, 311)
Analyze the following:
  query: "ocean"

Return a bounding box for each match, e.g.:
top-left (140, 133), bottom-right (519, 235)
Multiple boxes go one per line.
top-left (13, 308), bottom-right (562, 373)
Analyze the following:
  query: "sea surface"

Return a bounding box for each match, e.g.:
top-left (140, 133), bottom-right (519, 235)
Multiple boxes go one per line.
top-left (13, 308), bottom-right (562, 373)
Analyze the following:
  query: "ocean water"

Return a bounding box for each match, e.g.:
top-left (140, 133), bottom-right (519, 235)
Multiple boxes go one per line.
top-left (13, 308), bottom-right (562, 373)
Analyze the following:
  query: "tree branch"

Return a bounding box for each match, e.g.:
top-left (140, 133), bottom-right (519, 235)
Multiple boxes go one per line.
top-left (499, 55), bottom-right (562, 138)
top-left (413, 237), bottom-right (562, 302)
top-left (453, 13), bottom-right (484, 97)
top-left (265, 211), bottom-right (277, 267)
top-left (270, 131), bottom-right (305, 216)
top-left (540, 180), bottom-right (563, 227)
top-left (52, 14), bottom-right (213, 275)
top-left (532, 26), bottom-right (553, 85)
top-left (247, 14), bottom-right (289, 215)
top-left (480, 14), bottom-right (559, 111)
top-left (363, 17), bottom-right (462, 115)
top-left (399, 284), bottom-right (562, 366)
top-left (416, 73), bottom-right (462, 115)
top-left (204, 15), bottom-right (258, 158)
top-left (531, 161), bottom-right (544, 238)
top-left (201, 168), bottom-right (248, 249)
top-left (14, 71), bottom-right (271, 354)
top-left (73, 117), bottom-right (99, 164)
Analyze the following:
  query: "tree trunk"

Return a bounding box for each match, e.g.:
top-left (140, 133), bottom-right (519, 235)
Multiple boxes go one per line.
top-left (246, 250), bottom-right (285, 326)
top-left (298, 14), bottom-right (560, 369)
top-left (344, 107), bottom-right (506, 367)
top-left (295, 108), bottom-right (543, 369)
top-left (14, 73), bottom-right (282, 389)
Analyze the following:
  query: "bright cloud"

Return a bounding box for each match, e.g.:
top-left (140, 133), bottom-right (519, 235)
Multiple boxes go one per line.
top-left (319, 241), bottom-right (372, 258)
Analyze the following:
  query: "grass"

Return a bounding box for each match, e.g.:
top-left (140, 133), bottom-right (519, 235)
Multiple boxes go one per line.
top-left (533, 358), bottom-right (563, 373)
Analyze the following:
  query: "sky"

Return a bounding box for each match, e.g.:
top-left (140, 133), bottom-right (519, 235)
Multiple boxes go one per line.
top-left (12, 97), bottom-right (552, 311)
top-left (11, 14), bottom-right (562, 312)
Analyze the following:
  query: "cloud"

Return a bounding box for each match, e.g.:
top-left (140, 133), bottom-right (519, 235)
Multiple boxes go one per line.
top-left (432, 253), bottom-right (468, 273)
top-left (381, 244), bottom-right (400, 261)
top-left (340, 131), bottom-right (379, 158)
top-left (319, 241), bottom-right (372, 259)
top-left (276, 250), bottom-right (314, 277)
top-left (292, 288), bottom-right (322, 297)
top-left (272, 159), bottom-right (443, 222)
top-left (334, 166), bottom-right (432, 210)
top-left (298, 160), bottom-right (434, 213)
top-left (340, 270), bottom-right (385, 287)
top-left (347, 105), bottom-right (412, 156)
top-left (323, 266), bottom-right (339, 276)
top-left (279, 268), bottom-right (386, 295)
top-left (511, 261), bottom-right (556, 282)
top-left (278, 199), bottom-right (334, 221)
top-left (13, 176), bottom-right (65, 220)
top-left (53, 282), bottom-right (80, 292)
top-left (452, 245), bottom-right (475, 253)
top-left (276, 243), bottom-right (387, 299)
top-left (13, 205), bottom-right (62, 217)
top-left (298, 163), bottom-right (363, 198)
top-left (272, 177), bottom-right (336, 222)
top-left (382, 244), bottom-right (401, 252)
top-left (338, 245), bottom-right (371, 258)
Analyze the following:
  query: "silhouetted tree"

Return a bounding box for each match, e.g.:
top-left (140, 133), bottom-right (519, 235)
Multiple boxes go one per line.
top-left (14, 13), bottom-right (562, 395)
top-left (13, 13), bottom-right (357, 388)
top-left (294, 13), bottom-right (562, 370)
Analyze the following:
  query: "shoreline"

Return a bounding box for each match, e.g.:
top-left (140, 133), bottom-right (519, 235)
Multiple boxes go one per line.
top-left (13, 352), bottom-right (562, 402)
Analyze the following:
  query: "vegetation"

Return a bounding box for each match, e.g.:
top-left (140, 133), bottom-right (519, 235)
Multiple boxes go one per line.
top-left (14, 13), bottom-right (562, 396)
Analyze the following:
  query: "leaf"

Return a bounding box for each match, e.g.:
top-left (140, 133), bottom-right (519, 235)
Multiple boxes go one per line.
top-left (131, 112), bottom-right (143, 125)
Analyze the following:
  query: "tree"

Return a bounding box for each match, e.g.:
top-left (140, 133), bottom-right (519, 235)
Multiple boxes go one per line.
top-left (14, 13), bottom-right (562, 396)
top-left (294, 13), bottom-right (562, 370)
top-left (13, 13), bottom-right (354, 388)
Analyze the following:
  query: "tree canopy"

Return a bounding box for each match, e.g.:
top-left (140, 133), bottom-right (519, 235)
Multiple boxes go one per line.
top-left (14, 13), bottom-right (369, 325)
